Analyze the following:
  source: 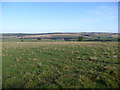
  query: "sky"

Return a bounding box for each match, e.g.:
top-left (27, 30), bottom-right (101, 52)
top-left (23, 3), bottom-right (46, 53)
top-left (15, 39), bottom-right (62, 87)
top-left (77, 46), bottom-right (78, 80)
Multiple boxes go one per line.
top-left (2, 2), bottom-right (118, 33)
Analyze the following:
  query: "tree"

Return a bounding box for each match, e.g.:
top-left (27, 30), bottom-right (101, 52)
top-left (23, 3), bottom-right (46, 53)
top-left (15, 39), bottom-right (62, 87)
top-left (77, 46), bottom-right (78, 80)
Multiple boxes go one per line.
top-left (20, 37), bottom-right (24, 42)
top-left (77, 36), bottom-right (83, 41)
top-left (37, 38), bottom-right (41, 40)
top-left (64, 38), bottom-right (70, 41)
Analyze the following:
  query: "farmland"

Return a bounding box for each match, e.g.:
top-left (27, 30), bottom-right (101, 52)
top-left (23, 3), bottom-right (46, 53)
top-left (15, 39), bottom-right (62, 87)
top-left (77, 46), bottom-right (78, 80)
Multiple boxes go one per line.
top-left (2, 41), bottom-right (120, 88)
top-left (1, 32), bottom-right (119, 42)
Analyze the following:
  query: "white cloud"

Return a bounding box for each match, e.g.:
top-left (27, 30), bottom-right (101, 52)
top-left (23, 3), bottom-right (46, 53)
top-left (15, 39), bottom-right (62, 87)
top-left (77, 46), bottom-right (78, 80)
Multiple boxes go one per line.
top-left (87, 5), bottom-right (118, 21)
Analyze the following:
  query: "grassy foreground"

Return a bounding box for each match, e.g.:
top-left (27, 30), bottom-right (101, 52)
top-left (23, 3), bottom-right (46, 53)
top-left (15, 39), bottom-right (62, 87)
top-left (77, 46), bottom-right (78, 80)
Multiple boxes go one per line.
top-left (2, 42), bottom-right (119, 88)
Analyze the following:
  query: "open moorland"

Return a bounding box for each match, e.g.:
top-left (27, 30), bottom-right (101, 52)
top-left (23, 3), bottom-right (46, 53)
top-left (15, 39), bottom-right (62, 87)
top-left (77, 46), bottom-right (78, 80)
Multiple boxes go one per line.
top-left (2, 41), bottom-right (119, 88)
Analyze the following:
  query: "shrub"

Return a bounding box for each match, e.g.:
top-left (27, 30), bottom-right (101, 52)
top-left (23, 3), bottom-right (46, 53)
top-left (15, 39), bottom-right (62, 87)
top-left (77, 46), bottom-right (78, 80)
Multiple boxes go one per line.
top-left (77, 36), bottom-right (83, 41)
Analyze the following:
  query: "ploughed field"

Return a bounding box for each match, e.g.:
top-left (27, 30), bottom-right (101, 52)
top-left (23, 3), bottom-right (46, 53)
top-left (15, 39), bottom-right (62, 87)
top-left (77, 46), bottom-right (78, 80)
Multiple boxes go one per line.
top-left (2, 42), bottom-right (119, 88)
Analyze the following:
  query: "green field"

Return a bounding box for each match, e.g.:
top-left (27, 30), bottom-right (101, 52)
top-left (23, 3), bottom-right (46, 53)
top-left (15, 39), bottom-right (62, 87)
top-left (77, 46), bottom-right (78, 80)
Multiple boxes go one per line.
top-left (2, 41), bottom-right (119, 88)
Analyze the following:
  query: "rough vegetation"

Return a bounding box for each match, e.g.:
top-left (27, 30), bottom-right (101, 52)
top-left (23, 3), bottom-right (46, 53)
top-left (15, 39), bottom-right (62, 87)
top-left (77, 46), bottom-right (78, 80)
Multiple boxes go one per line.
top-left (2, 42), bottom-right (120, 88)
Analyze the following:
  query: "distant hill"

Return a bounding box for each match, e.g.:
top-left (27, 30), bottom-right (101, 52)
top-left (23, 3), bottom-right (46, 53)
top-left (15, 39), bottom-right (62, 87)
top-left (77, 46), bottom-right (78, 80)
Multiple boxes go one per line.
top-left (1, 32), bottom-right (119, 41)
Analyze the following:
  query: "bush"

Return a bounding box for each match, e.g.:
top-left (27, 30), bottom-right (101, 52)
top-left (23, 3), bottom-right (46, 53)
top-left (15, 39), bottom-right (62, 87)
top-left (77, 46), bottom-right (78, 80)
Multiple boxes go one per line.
top-left (77, 36), bottom-right (83, 41)
top-left (37, 38), bottom-right (41, 40)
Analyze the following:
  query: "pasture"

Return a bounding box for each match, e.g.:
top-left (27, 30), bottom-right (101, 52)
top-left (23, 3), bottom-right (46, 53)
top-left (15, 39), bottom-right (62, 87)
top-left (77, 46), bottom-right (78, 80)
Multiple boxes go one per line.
top-left (2, 42), bottom-right (119, 88)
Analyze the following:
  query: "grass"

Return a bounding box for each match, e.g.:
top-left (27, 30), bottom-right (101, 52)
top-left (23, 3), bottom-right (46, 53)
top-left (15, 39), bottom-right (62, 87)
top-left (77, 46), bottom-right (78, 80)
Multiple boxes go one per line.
top-left (2, 41), bottom-right (120, 88)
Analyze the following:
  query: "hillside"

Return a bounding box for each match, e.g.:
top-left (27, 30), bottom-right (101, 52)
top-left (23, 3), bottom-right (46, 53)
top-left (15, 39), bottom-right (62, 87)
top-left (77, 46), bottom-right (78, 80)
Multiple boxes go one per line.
top-left (1, 32), bottom-right (119, 42)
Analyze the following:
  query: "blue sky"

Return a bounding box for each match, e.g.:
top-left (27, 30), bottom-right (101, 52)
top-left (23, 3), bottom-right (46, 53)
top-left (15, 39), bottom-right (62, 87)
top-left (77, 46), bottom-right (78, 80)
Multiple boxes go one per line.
top-left (2, 2), bottom-right (118, 33)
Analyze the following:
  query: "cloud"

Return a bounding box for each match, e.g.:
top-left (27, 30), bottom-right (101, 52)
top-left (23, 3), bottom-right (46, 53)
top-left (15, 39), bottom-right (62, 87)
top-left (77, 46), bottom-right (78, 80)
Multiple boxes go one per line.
top-left (87, 5), bottom-right (117, 22)
top-left (99, 6), bottom-right (108, 9)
